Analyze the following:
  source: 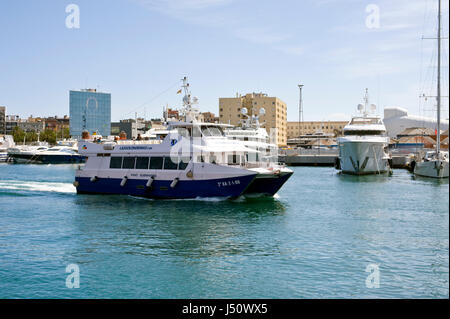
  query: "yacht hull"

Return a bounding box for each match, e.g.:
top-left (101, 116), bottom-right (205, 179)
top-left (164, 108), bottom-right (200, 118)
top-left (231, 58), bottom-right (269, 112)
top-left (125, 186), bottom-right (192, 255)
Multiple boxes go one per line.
top-left (74, 174), bottom-right (257, 199)
top-left (414, 160), bottom-right (449, 178)
top-left (338, 141), bottom-right (389, 175)
top-left (9, 153), bottom-right (85, 164)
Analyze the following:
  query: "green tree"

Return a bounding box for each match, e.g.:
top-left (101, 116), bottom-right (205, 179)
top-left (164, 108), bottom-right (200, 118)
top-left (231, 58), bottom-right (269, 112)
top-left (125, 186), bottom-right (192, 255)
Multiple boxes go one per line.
top-left (26, 131), bottom-right (38, 142)
top-left (40, 129), bottom-right (57, 144)
top-left (12, 126), bottom-right (25, 143)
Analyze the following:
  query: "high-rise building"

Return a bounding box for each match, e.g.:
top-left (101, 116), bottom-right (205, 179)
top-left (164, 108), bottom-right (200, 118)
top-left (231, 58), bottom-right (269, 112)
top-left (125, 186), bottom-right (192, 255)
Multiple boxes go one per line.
top-left (219, 92), bottom-right (287, 146)
top-left (0, 106), bottom-right (5, 135)
top-left (69, 89), bottom-right (111, 139)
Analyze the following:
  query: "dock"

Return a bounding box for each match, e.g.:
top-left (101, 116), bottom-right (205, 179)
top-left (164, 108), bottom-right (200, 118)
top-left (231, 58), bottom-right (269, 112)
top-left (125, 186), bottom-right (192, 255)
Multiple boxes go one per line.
top-left (280, 150), bottom-right (416, 170)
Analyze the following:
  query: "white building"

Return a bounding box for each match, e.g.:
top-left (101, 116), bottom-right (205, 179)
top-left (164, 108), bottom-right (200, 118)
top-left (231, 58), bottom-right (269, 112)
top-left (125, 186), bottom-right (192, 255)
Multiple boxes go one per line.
top-left (383, 107), bottom-right (449, 138)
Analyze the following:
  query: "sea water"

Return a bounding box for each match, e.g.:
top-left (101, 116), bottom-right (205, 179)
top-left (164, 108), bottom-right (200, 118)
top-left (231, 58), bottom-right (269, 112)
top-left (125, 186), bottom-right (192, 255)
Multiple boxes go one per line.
top-left (0, 163), bottom-right (448, 298)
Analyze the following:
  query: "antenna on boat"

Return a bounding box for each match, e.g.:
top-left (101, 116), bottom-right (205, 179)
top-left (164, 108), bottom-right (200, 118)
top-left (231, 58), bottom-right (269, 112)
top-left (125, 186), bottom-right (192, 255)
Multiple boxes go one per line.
top-left (180, 76), bottom-right (200, 123)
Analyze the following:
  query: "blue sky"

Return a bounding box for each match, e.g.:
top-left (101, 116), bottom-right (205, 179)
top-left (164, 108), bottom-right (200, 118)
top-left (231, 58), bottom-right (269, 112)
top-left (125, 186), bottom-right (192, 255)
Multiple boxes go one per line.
top-left (0, 0), bottom-right (448, 122)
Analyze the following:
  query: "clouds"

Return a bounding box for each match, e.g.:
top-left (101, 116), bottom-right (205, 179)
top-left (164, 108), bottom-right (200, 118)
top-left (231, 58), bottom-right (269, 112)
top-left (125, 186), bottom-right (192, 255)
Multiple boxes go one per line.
top-left (128, 0), bottom-right (448, 118)
top-left (132, 0), bottom-right (305, 56)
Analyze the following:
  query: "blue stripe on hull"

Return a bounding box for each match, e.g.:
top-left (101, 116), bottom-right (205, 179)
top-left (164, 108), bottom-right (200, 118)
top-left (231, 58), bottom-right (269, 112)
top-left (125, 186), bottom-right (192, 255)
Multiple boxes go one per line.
top-left (75, 174), bottom-right (256, 199)
top-left (244, 172), bottom-right (293, 196)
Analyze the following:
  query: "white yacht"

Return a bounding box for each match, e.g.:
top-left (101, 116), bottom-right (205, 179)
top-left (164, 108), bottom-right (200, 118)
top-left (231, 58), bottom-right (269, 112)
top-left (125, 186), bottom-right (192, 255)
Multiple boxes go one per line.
top-left (414, 0), bottom-right (449, 178)
top-left (74, 77), bottom-right (293, 199)
top-left (224, 107), bottom-right (278, 163)
top-left (0, 135), bottom-right (15, 162)
top-left (337, 89), bottom-right (390, 175)
top-left (29, 146), bottom-right (85, 164)
top-left (7, 142), bottom-right (49, 163)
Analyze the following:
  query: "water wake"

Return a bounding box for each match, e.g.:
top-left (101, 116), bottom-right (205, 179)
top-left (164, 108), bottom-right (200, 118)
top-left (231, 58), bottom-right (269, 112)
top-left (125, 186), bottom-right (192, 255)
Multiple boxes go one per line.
top-left (0, 180), bottom-right (76, 194)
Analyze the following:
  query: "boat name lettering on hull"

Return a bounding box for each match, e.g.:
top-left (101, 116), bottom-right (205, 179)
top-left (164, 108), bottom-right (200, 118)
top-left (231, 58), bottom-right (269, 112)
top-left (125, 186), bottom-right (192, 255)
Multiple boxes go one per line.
top-left (217, 180), bottom-right (241, 187)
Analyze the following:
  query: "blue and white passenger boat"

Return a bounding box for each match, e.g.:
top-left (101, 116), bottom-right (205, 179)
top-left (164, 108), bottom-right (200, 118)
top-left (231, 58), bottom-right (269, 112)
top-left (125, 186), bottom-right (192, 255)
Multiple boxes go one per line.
top-left (74, 77), bottom-right (293, 199)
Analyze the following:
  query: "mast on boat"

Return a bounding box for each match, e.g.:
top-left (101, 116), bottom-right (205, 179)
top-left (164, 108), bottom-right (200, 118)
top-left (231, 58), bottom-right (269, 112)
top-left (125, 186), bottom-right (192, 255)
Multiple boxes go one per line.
top-left (436, 0), bottom-right (441, 155)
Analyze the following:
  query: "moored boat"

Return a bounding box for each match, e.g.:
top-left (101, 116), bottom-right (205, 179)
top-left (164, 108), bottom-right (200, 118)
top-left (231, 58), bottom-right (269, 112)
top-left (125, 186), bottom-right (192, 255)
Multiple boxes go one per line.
top-left (337, 89), bottom-right (391, 175)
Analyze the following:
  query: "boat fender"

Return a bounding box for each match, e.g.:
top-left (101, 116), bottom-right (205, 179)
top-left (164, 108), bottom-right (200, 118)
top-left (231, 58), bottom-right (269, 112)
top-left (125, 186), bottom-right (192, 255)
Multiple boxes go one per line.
top-left (73, 181), bottom-right (79, 187)
top-left (120, 176), bottom-right (128, 187)
top-left (170, 178), bottom-right (179, 188)
top-left (410, 160), bottom-right (416, 172)
top-left (90, 176), bottom-right (98, 182)
top-left (186, 170), bottom-right (193, 178)
top-left (146, 176), bottom-right (155, 188)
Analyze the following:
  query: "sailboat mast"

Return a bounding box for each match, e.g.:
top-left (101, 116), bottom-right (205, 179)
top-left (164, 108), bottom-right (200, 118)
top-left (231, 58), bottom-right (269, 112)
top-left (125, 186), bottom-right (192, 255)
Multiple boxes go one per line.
top-left (436, 0), bottom-right (441, 154)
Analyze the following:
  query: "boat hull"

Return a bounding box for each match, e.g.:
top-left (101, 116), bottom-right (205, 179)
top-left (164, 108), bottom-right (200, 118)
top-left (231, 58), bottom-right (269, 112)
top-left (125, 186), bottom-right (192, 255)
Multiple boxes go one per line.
top-left (244, 170), bottom-right (293, 196)
top-left (338, 141), bottom-right (389, 175)
top-left (74, 174), bottom-right (257, 199)
top-left (9, 153), bottom-right (85, 164)
top-left (414, 160), bottom-right (449, 178)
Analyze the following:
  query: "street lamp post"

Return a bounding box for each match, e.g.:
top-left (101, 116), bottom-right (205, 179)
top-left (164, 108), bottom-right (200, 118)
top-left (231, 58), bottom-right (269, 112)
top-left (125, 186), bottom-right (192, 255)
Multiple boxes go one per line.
top-left (298, 84), bottom-right (304, 145)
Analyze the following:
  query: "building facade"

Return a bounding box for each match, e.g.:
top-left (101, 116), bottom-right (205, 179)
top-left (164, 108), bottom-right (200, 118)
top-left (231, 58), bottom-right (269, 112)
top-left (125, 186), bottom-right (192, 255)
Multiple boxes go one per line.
top-left (5, 115), bottom-right (20, 135)
top-left (69, 89), bottom-right (111, 139)
top-left (219, 93), bottom-right (287, 146)
top-left (0, 106), bottom-right (5, 135)
top-left (200, 112), bottom-right (219, 123)
top-left (287, 121), bottom-right (348, 139)
top-left (111, 118), bottom-right (147, 140)
top-left (45, 115), bottom-right (70, 132)
top-left (17, 121), bottom-right (45, 133)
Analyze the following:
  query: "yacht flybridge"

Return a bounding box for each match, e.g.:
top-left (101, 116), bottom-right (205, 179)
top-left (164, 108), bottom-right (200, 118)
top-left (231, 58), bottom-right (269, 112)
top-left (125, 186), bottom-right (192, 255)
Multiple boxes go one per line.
top-left (224, 107), bottom-right (278, 163)
top-left (337, 89), bottom-right (391, 175)
top-left (74, 77), bottom-right (293, 199)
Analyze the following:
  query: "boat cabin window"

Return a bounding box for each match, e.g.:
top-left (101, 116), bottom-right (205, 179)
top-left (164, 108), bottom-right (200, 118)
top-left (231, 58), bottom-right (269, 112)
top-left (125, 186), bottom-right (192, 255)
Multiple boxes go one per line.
top-left (150, 157), bottom-right (164, 170)
top-left (344, 130), bottom-right (384, 136)
top-left (122, 157), bottom-right (136, 169)
top-left (136, 157), bottom-right (149, 169)
top-left (110, 157), bottom-right (123, 169)
top-left (163, 157), bottom-right (178, 170)
top-left (200, 125), bottom-right (224, 137)
top-left (109, 156), bottom-right (190, 170)
top-left (178, 157), bottom-right (190, 170)
top-left (209, 155), bottom-right (217, 164)
top-left (349, 118), bottom-right (381, 125)
top-left (227, 154), bottom-right (240, 165)
top-left (177, 128), bottom-right (190, 138)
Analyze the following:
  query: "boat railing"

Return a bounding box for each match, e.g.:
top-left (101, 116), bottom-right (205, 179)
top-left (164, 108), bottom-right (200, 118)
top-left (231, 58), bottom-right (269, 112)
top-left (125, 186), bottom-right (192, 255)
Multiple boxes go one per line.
top-left (115, 140), bottom-right (163, 145)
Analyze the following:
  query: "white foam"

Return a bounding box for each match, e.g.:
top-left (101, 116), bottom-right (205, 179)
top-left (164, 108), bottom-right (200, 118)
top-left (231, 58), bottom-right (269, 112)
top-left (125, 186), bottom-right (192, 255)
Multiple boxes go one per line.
top-left (0, 180), bottom-right (76, 194)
